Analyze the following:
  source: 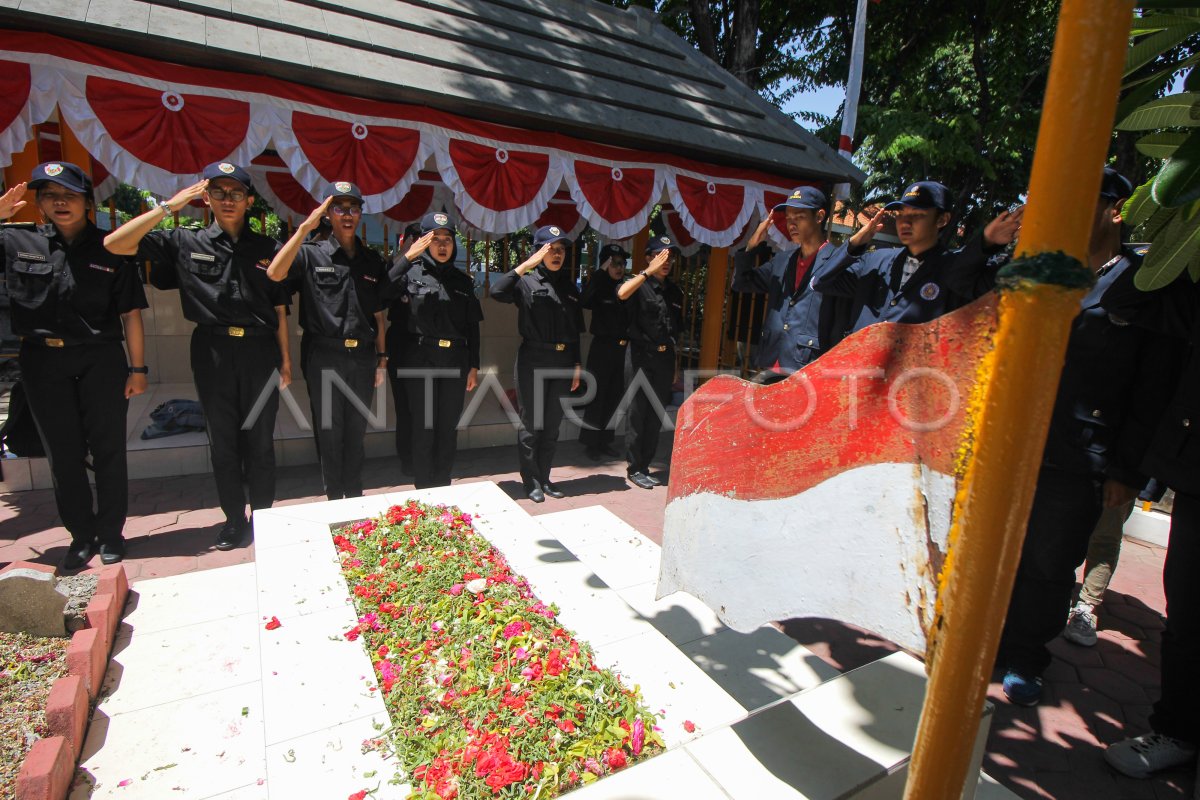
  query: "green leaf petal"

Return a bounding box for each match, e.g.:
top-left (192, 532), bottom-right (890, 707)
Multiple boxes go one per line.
top-left (1135, 207), bottom-right (1200, 289)
top-left (1124, 179), bottom-right (1159, 227)
top-left (1130, 12), bottom-right (1200, 36)
top-left (1125, 22), bottom-right (1200, 76)
top-left (1137, 131), bottom-right (1189, 158)
top-left (1117, 92), bottom-right (1200, 130)
top-left (1152, 130), bottom-right (1200, 206)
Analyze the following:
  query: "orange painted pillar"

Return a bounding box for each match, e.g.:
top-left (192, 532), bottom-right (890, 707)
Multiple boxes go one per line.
top-left (698, 247), bottom-right (730, 373)
top-left (904, 0), bottom-right (1135, 797)
top-left (58, 116), bottom-right (95, 222)
top-left (3, 134), bottom-right (41, 223)
top-left (631, 226), bottom-right (649, 273)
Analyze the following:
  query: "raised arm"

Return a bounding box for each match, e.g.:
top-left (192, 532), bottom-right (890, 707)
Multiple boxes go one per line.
top-left (267, 197), bottom-right (331, 282)
top-left (492, 244), bottom-right (551, 303)
top-left (617, 249), bottom-right (669, 301)
top-left (104, 181), bottom-right (207, 255)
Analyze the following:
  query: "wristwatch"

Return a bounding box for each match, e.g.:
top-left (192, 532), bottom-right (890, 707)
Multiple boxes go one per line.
top-left (128, 366), bottom-right (149, 375)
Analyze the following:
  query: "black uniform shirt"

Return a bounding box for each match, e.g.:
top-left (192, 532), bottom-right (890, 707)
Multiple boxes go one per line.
top-left (2, 222), bottom-right (147, 342)
top-left (389, 253), bottom-right (483, 369)
top-left (580, 270), bottom-right (629, 339)
top-left (290, 238), bottom-right (389, 341)
top-left (492, 265), bottom-right (583, 363)
top-left (139, 223), bottom-right (289, 328)
top-left (625, 275), bottom-right (683, 347)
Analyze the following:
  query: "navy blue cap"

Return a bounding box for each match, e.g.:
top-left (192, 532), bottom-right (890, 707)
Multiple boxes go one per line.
top-left (645, 233), bottom-right (680, 255)
top-left (420, 210), bottom-right (456, 235)
top-left (1100, 167), bottom-right (1133, 201)
top-left (884, 181), bottom-right (951, 212)
top-left (773, 186), bottom-right (827, 212)
top-left (28, 162), bottom-right (91, 195)
top-left (326, 181), bottom-right (363, 203)
top-left (533, 225), bottom-right (572, 248)
top-left (599, 243), bottom-right (630, 262)
top-left (202, 162), bottom-right (254, 193)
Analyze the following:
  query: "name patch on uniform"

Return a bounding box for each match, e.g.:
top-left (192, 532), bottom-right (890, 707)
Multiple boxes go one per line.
top-left (16, 252), bottom-right (46, 262)
top-left (190, 252), bottom-right (216, 262)
top-left (362, 274), bottom-right (377, 283)
top-left (920, 282), bottom-right (940, 300)
top-left (88, 263), bottom-right (116, 273)
top-left (256, 258), bottom-right (271, 270)
top-left (314, 266), bottom-right (336, 273)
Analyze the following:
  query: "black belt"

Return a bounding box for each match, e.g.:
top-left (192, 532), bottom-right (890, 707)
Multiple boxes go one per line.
top-left (311, 335), bottom-right (374, 350)
top-left (522, 340), bottom-right (574, 352)
top-left (416, 335), bottom-right (467, 349)
top-left (632, 341), bottom-right (672, 353)
top-left (197, 324), bottom-right (274, 338)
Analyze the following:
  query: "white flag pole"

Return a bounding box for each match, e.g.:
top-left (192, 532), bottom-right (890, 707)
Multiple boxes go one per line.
top-left (833, 0), bottom-right (869, 203)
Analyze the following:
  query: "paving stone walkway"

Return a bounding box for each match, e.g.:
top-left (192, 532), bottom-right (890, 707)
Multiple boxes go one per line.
top-left (0, 437), bottom-right (1189, 799)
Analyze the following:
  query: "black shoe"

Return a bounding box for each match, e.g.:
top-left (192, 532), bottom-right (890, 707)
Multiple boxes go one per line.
top-left (527, 485), bottom-right (545, 503)
top-left (645, 473), bottom-right (663, 487)
top-left (99, 540), bottom-right (125, 565)
top-left (542, 482), bottom-right (565, 499)
top-left (62, 541), bottom-right (95, 570)
top-left (628, 471), bottom-right (656, 490)
top-left (214, 518), bottom-right (247, 551)
top-left (599, 444), bottom-right (621, 458)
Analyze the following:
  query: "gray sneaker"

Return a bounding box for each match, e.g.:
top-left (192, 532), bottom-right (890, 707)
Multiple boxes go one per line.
top-left (1063, 602), bottom-right (1098, 647)
top-left (1104, 733), bottom-right (1197, 779)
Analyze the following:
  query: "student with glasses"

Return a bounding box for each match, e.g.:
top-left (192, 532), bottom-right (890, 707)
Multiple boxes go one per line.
top-left (105, 162), bottom-right (292, 551)
top-left (265, 182), bottom-right (390, 500)
top-left (813, 181), bottom-right (1024, 334)
top-left (0, 162), bottom-right (148, 568)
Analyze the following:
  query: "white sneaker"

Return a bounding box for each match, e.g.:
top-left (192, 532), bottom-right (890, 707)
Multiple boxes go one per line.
top-left (1063, 602), bottom-right (1098, 647)
top-left (1104, 733), bottom-right (1197, 778)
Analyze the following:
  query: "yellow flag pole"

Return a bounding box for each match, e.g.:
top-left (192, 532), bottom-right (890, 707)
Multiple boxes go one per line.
top-left (904, 1), bottom-right (1134, 797)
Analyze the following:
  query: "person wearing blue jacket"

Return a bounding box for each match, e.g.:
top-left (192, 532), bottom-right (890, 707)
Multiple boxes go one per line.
top-left (813, 181), bottom-right (1022, 335)
top-left (732, 186), bottom-right (848, 382)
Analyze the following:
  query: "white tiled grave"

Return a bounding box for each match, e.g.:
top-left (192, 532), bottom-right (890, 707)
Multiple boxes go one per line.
top-left (75, 481), bottom-right (1017, 799)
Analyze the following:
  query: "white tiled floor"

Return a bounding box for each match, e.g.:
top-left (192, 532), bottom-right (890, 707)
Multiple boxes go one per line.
top-left (76, 481), bottom-right (1014, 799)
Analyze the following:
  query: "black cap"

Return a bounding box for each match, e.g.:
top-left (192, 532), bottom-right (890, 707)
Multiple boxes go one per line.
top-left (28, 162), bottom-right (91, 195)
top-left (1100, 167), bottom-right (1133, 201)
top-left (773, 186), bottom-right (827, 212)
top-left (599, 243), bottom-right (630, 262)
top-left (403, 223), bottom-right (422, 240)
top-left (420, 210), bottom-right (456, 235)
top-left (533, 225), bottom-right (572, 248)
top-left (884, 181), bottom-right (951, 212)
top-left (202, 162), bottom-right (254, 193)
top-left (326, 181), bottom-right (363, 204)
top-left (645, 233), bottom-right (680, 255)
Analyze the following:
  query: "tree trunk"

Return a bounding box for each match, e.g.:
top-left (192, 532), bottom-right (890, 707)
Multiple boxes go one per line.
top-left (686, 0), bottom-right (719, 62)
top-left (730, 0), bottom-right (761, 88)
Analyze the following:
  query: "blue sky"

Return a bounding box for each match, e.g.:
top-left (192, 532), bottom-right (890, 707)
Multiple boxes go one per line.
top-left (780, 84), bottom-right (845, 130)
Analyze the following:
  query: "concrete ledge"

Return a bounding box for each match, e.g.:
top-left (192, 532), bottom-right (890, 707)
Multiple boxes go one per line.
top-left (66, 628), bottom-right (105, 699)
top-left (44, 675), bottom-right (88, 759)
top-left (1124, 507), bottom-right (1170, 548)
top-left (0, 560), bottom-right (56, 577)
top-left (15, 736), bottom-right (73, 800)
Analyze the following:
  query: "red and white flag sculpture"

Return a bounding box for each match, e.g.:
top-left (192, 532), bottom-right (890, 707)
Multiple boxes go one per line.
top-left (659, 293), bottom-right (999, 655)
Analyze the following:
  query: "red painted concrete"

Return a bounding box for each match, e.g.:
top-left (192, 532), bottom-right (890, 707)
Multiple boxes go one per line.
top-left (64, 627), bottom-right (105, 699)
top-left (15, 736), bottom-right (73, 800)
top-left (43, 675), bottom-right (88, 759)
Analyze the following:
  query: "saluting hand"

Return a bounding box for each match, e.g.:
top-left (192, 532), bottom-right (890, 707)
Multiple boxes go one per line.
top-left (0, 182), bottom-right (28, 220)
top-left (849, 209), bottom-right (889, 250)
top-left (300, 197), bottom-right (333, 233)
top-left (466, 367), bottom-right (479, 392)
top-left (164, 180), bottom-right (209, 214)
top-left (516, 244), bottom-right (552, 274)
top-left (405, 232), bottom-right (434, 261)
top-left (747, 211), bottom-right (778, 249)
top-left (642, 249), bottom-right (671, 277)
top-left (983, 205), bottom-right (1025, 247)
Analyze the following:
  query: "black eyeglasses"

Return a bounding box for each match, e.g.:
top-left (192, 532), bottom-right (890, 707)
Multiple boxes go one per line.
top-left (207, 188), bottom-right (247, 202)
top-left (331, 205), bottom-right (362, 216)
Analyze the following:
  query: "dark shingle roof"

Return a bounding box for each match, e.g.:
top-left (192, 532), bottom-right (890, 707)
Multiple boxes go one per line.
top-left (1, 0), bottom-right (863, 185)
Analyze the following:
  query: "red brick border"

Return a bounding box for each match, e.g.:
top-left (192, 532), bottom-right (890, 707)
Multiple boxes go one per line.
top-left (8, 561), bottom-right (129, 800)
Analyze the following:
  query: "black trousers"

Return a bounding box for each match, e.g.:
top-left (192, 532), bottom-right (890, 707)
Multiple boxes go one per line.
top-left (401, 343), bottom-right (468, 489)
top-left (624, 344), bottom-right (674, 475)
top-left (385, 324), bottom-right (412, 468)
top-left (306, 341), bottom-right (376, 500)
top-left (579, 337), bottom-right (627, 449)
top-left (20, 341), bottom-right (128, 546)
top-left (997, 465), bottom-right (1104, 676)
top-left (191, 329), bottom-right (280, 525)
top-left (515, 344), bottom-right (575, 489)
top-left (1149, 489), bottom-right (1200, 743)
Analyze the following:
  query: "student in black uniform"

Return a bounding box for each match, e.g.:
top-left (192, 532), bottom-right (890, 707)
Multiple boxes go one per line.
top-left (579, 243), bottom-right (630, 460)
top-left (387, 223), bottom-right (422, 476)
top-left (104, 162), bottom-right (291, 551)
top-left (388, 211), bottom-right (481, 489)
top-left (813, 181), bottom-right (1023, 334)
top-left (733, 186), bottom-right (846, 381)
top-left (266, 182), bottom-right (389, 500)
top-left (492, 225), bottom-right (583, 503)
top-left (618, 236), bottom-right (683, 490)
top-left (0, 163), bottom-right (148, 568)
